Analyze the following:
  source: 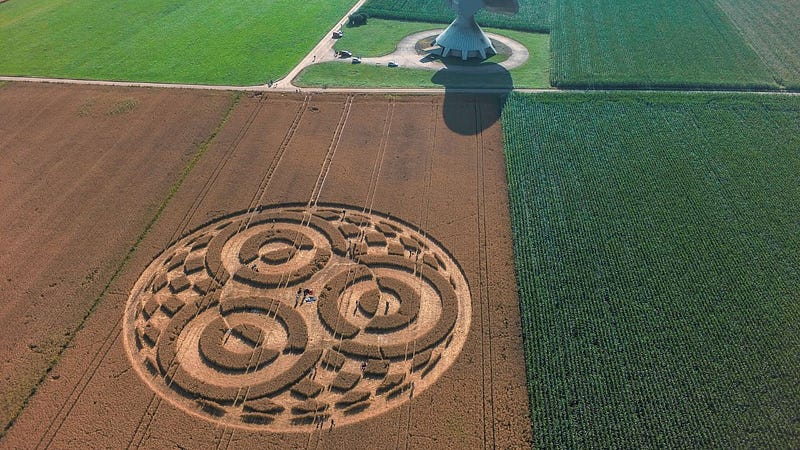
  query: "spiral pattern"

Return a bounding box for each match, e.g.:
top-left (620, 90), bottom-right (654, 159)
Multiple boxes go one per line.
top-left (123, 205), bottom-right (471, 431)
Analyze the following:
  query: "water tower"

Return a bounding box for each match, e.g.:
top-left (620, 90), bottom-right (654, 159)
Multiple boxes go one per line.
top-left (433, 0), bottom-right (519, 60)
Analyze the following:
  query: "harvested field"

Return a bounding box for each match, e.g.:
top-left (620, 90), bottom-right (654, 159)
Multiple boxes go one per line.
top-left (3, 93), bottom-right (531, 448)
top-left (550, 0), bottom-right (776, 89)
top-left (0, 82), bottom-right (235, 434)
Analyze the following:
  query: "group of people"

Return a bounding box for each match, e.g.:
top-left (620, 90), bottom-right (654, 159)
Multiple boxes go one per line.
top-left (295, 287), bottom-right (316, 307)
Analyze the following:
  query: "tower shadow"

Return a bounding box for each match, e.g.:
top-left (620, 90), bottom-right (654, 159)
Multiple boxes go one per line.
top-left (431, 61), bottom-right (513, 136)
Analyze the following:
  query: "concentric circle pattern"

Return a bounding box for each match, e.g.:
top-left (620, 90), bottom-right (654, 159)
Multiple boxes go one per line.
top-left (123, 205), bottom-right (471, 431)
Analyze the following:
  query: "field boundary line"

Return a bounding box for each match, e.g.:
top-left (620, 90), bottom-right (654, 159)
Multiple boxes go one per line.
top-left (712, 0), bottom-right (785, 89)
top-left (243, 95), bottom-right (310, 226)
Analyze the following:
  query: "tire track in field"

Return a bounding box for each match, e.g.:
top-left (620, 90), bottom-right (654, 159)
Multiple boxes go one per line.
top-left (242, 95), bottom-right (311, 228)
top-left (474, 97), bottom-right (496, 449)
top-left (361, 97), bottom-right (395, 217)
top-left (399, 99), bottom-right (439, 450)
top-left (303, 97), bottom-right (395, 450)
top-left (172, 95), bottom-right (270, 243)
top-left (205, 96), bottom-right (316, 450)
top-left (308, 95), bottom-right (354, 210)
top-left (126, 95), bottom-right (270, 450)
top-left (299, 94), bottom-right (359, 450)
top-left (132, 96), bottom-right (272, 448)
top-left (34, 93), bottom-right (244, 450)
top-left (35, 319), bottom-right (123, 450)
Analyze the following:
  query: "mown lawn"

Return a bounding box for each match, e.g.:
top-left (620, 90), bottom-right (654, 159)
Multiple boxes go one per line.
top-left (0, 0), bottom-right (354, 85)
top-left (297, 26), bottom-right (549, 89)
top-left (503, 92), bottom-right (800, 447)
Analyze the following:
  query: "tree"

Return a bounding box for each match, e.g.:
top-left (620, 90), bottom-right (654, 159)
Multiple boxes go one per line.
top-left (348, 13), bottom-right (368, 27)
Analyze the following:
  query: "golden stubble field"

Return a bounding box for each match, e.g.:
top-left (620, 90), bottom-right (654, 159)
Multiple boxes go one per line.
top-left (1, 83), bottom-right (531, 449)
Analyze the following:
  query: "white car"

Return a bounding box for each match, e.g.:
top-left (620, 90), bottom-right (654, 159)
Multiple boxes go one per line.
top-left (387, 61), bottom-right (399, 68)
top-left (352, 57), bottom-right (362, 64)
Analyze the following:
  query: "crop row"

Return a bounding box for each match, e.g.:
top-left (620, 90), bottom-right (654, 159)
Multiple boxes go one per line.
top-left (549, 0), bottom-right (778, 89)
top-left (713, 0), bottom-right (800, 89)
top-left (502, 92), bottom-right (800, 447)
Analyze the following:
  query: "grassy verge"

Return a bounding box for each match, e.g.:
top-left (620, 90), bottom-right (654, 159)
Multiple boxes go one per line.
top-left (0, 0), bottom-right (354, 85)
top-left (503, 91), bottom-right (800, 447)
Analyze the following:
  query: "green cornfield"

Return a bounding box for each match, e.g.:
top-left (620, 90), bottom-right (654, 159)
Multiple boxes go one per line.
top-left (503, 92), bottom-right (800, 447)
top-left (358, 0), bottom-right (550, 32)
top-left (550, 0), bottom-right (778, 89)
top-left (714, 0), bottom-right (800, 89)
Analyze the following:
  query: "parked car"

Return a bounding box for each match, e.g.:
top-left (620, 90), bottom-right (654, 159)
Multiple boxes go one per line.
top-left (387, 61), bottom-right (399, 68)
top-left (352, 57), bottom-right (362, 64)
top-left (339, 50), bottom-right (352, 58)
top-left (332, 30), bottom-right (343, 39)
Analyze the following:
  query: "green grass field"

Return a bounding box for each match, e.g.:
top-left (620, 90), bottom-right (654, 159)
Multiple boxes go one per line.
top-left (297, 25), bottom-right (549, 88)
top-left (0, 0), bottom-right (354, 85)
top-left (714, 0), bottom-right (800, 89)
top-left (503, 92), bottom-right (800, 447)
top-left (550, 0), bottom-right (778, 89)
top-left (333, 19), bottom-right (441, 57)
top-left (358, 0), bottom-right (550, 32)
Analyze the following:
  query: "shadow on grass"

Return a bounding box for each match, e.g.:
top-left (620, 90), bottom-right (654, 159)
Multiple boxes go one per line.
top-left (431, 61), bottom-right (513, 136)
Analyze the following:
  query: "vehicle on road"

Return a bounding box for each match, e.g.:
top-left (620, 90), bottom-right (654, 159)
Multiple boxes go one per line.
top-left (388, 61), bottom-right (399, 68)
top-left (352, 57), bottom-right (362, 64)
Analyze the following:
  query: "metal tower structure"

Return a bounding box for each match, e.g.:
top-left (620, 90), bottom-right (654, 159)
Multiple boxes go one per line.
top-left (433, 0), bottom-right (519, 60)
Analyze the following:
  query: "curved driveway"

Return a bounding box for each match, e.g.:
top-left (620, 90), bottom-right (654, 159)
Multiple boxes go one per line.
top-left (349, 30), bottom-right (530, 72)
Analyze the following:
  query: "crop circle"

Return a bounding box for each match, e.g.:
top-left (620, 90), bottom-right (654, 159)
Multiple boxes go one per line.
top-left (123, 205), bottom-right (471, 431)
